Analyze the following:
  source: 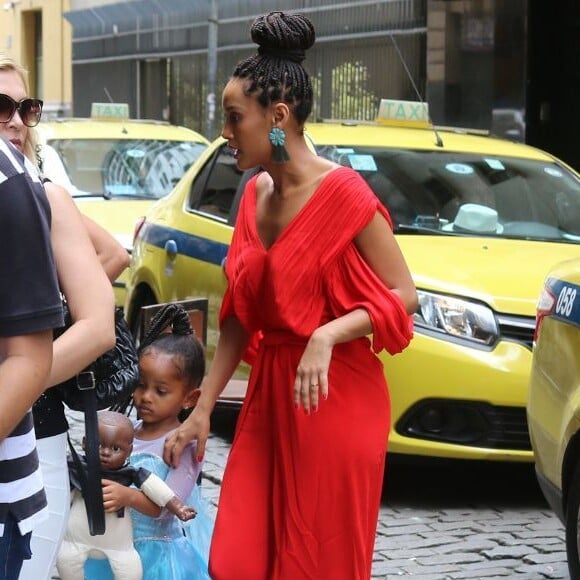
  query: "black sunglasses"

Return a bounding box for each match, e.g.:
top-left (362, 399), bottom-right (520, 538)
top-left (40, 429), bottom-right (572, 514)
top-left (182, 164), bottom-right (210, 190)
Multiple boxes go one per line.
top-left (0, 94), bottom-right (43, 128)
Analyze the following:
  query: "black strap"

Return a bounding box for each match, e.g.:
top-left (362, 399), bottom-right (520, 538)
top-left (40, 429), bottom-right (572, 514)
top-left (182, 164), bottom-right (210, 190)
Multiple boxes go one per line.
top-left (67, 371), bottom-right (106, 535)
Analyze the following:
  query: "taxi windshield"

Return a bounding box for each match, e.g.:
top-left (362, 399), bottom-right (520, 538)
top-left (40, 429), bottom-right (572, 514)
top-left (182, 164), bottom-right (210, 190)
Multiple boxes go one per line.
top-left (316, 145), bottom-right (580, 243)
top-left (47, 138), bottom-right (208, 200)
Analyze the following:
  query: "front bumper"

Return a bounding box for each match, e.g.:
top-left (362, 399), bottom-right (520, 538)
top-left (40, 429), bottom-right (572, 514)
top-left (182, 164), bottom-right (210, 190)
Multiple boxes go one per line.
top-left (383, 330), bottom-right (533, 462)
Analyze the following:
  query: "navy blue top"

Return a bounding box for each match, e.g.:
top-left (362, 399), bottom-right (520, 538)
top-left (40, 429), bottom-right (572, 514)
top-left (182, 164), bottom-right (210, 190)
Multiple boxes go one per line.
top-left (0, 138), bottom-right (63, 533)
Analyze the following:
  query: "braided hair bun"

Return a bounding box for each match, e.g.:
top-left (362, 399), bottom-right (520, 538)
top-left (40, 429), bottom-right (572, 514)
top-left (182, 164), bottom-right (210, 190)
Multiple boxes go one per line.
top-left (252, 11), bottom-right (315, 64)
top-left (232, 11), bottom-right (315, 123)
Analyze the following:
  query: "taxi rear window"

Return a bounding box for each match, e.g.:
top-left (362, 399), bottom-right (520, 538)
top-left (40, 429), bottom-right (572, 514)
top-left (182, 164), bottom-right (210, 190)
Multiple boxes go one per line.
top-left (46, 139), bottom-right (208, 200)
top-left (316, 145), bottom-right (580, 243)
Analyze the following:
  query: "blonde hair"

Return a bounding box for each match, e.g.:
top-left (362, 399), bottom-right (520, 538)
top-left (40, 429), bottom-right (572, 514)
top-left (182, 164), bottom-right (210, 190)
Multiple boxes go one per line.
top-left (0, 54), bottom-right (39, 165)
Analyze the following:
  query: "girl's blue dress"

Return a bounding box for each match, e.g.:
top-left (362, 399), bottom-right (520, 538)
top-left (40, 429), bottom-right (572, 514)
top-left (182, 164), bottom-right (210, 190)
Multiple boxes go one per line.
top-left (84, 428), bottom-right (214, 580)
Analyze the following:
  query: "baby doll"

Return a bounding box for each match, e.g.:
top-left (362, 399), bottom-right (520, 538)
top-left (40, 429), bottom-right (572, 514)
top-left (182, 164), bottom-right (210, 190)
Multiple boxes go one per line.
top-left (57, 411), bottom-right (196, 580)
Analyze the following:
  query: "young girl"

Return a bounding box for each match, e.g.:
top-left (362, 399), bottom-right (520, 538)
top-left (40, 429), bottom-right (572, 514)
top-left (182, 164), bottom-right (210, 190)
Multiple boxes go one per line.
top-left (85, 303), bottom-right (214, 580)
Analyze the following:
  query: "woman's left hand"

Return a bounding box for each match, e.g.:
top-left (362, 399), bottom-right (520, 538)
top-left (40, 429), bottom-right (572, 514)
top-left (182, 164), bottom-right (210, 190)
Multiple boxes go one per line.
top-left (294, 330), bottom-right (333, 413)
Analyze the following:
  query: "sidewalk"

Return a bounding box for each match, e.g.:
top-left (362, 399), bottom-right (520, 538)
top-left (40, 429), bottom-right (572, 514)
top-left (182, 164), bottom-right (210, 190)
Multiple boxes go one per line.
top-left (196, 430), bottom-right (230, 517)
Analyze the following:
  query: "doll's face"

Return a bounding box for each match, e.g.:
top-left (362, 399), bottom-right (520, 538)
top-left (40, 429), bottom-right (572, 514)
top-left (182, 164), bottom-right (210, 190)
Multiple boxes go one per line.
top-left (98, 421), bottom-right (134, 470)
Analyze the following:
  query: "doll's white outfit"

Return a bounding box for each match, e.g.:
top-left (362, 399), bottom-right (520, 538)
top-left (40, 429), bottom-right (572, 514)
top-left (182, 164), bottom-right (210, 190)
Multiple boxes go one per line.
top-left (57, 458), bottom-right (176, 580)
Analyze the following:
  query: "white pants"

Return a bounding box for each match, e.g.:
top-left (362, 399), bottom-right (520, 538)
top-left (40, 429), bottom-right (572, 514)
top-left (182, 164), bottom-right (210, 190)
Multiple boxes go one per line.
top-left (57, 491), bottom-right (142, 580)
top-left (19, 433), bottom-right (70, 580)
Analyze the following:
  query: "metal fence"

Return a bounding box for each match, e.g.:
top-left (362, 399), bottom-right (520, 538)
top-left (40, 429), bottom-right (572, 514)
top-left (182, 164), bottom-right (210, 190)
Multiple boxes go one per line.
top-left (68, 0), bottom-right (427, 138)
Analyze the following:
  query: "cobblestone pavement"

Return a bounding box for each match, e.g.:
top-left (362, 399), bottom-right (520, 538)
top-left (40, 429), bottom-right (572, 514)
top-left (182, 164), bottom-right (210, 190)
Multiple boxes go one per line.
top-left (203, 412), bottom-right (569, 580)
top-left (68, 410), bottom-right (569, 580)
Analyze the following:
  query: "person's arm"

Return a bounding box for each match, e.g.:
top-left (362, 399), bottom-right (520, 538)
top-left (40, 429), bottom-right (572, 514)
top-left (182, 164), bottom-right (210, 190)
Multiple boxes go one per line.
top-left (101, 475), bottom-right (197, 521)
top-left (355, 211), bottom-right (418, 315)
top-left (295, 211), bottom-right (418, 413)
top-left (0, 332), bottom-right (53, 441)
top-left (81, 215), bottom-right (130, 282)
top-left (0, 156), bottom-right (63, 440)
top-left (163, 315), bottom-right (249, 467)
top-left (164, 496), bottom-right (197, 521)
top-left (163, 442), bottom-right (201, 505)
top-left (101, 478), bottom-right (162, 518)
top-left (44, 182), bottom-right (116, 387)
top-left (139, 471), bottom-right (196, 521)
top-left (292, 309), bottom-right (371, 413)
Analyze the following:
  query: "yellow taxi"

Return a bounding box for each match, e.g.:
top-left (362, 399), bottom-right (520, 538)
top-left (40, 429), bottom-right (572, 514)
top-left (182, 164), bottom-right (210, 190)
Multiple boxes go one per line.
top-left (527, 258), bottom-right (580, 577)
top-left (36, 103), bottom-right (210, 306)
top-left (125, 100), bottom-right (580, 461)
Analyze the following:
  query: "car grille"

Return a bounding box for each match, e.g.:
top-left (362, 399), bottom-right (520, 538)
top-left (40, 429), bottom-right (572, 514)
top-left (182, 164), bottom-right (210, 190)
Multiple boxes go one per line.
top-left (484, 405), bottom-right (531, 450)
top-left (397, 400), bottom-right (532, 450)
top-left (497, 314), bottom-right (535, 350)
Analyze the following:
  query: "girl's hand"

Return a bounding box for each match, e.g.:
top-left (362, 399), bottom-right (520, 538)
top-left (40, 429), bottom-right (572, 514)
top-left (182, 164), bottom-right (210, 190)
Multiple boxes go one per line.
top-left (294, 329), bottom-right (333, 414)
top-left (102, 479), bottom-right (131, 513)
top-left (163, 406), bottom-right (211, 468)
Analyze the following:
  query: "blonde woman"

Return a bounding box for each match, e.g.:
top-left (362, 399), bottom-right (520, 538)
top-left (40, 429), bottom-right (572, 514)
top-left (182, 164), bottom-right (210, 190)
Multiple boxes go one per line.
top-left (0, 54), bottom-right (127, 579)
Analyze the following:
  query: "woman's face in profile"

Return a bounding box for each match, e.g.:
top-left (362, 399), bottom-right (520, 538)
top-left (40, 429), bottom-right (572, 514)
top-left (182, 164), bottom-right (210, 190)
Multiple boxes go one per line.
top-left (221, 78), bottom-right (273, 170)
top-left (0, 69), bottom-right (28, 152)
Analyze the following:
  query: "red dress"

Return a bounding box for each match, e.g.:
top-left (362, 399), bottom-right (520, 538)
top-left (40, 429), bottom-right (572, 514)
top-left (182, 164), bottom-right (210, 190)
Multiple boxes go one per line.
top-left (209, 167), bottom-right (413, 580)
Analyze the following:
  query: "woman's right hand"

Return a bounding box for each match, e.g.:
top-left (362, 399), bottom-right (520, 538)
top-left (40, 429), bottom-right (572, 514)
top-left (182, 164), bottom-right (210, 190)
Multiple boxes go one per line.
top-left (163, 406), bottom-right (211, 468)
top-left (163, 315), bottom-right (249, 467)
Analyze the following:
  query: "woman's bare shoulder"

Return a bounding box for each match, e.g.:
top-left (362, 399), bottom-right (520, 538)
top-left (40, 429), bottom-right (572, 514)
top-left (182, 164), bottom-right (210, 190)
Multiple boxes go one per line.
top-left (255, 169), bottom-right (272, 191)
top-left (43, 180), bottom-right (75, 210)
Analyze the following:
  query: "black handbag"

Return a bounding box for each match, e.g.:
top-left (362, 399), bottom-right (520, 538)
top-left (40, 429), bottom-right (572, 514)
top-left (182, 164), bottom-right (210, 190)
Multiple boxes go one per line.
top-left (55, 306), bottom-right (139, 411)
top-left (55, 300), bottom-right (139, 535)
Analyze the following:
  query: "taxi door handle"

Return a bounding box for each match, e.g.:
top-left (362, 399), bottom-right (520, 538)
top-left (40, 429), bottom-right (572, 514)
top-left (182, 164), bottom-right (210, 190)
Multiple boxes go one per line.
top-left (164, 239), bottom-right (178, 259)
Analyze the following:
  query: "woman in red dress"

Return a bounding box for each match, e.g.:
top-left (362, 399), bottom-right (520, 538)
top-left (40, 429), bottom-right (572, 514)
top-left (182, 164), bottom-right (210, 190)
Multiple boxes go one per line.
top-left (164, 11), bottom-right (417, 579)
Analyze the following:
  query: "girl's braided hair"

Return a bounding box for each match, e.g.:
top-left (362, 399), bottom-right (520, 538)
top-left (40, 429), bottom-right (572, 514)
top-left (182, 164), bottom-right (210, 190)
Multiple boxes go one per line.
top-left (140, 303), bottom-right (205, 389)
top-left (233, 11), bottom-right (315, 123)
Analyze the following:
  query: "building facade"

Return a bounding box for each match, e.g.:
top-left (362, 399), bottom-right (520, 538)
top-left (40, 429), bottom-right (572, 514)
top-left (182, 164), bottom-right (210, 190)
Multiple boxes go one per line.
top-left (0, 0), bottom-right (72, 117)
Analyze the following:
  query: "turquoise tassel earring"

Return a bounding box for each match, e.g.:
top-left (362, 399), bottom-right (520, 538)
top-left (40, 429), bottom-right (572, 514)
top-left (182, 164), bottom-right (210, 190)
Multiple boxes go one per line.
top-left (269, 127), bottom-right (290, 163)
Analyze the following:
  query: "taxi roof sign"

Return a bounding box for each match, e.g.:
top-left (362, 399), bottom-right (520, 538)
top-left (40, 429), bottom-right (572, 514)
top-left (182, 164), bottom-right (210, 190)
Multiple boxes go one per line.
top-left (91, 102), bottom-right (130, 120)
top-left (376, 99), bottom-right (430, 128)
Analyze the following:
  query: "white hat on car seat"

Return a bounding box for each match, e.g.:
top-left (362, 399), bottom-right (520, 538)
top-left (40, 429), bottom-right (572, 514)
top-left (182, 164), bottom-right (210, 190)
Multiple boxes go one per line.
top-left (442, 203), bottom-right (503, 234)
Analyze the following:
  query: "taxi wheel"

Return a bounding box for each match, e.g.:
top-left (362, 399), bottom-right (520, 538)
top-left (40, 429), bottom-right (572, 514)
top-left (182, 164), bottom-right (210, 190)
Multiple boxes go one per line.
top-left (566, 462), bottom-right (580, 579)
top-left (128, 291), bottom-right (156, 345)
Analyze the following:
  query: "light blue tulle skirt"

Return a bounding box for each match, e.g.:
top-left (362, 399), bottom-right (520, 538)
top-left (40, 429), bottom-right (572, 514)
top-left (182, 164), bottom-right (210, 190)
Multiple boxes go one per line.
top-left (84, 454), bottom-right (214, 580)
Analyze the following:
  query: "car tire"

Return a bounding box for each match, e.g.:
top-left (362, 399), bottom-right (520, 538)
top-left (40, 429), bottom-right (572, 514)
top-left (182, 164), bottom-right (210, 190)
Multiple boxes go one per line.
top-left (128, 290), bottom-right (156, 346)
top-left (566, 462), bottom-right (580, 579)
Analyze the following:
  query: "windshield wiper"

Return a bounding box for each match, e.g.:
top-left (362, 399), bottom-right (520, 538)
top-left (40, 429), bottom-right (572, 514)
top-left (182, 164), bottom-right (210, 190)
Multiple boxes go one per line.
top-left (396, 224), bottom-right (446, 235)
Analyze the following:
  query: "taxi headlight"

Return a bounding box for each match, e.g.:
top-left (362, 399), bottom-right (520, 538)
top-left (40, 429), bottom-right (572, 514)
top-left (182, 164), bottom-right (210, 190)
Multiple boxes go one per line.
top-left (414, 291), bottom-right (499, 346)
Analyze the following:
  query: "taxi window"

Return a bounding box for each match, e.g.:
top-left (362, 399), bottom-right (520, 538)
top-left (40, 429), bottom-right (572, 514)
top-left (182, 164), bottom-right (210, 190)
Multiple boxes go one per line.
top-left (188, 145), bottom-right (243, 222)
top-left (47, 139), bottom-right (207, 200)
top-left (316, 145), bottom-right (580, 243)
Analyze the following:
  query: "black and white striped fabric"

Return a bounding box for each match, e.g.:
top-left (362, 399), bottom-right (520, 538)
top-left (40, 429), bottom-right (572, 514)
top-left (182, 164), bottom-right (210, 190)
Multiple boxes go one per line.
top-left (0, 136), bottom-right (64, 535)
top-left (0, 138), bottom-right (41, 183)
top-left (0, 413), bottom-right (47, 535)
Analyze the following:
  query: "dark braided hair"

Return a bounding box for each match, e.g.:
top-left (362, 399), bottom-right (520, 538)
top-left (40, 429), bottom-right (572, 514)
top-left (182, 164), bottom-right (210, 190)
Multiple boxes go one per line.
top-left (233, 11), bottom-right (315, 123)
top-left (140, 304), bottom-right (205, 390)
